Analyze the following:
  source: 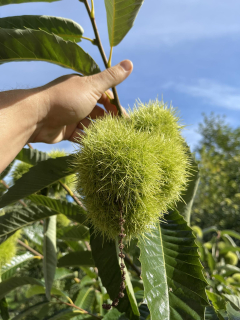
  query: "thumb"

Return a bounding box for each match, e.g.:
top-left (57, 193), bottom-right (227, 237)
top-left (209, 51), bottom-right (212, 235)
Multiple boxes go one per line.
top-left (89, 60), bottom-right (133, 93)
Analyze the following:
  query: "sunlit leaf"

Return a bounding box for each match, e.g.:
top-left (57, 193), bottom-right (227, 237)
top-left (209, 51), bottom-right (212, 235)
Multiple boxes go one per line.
top-left (74, 287), bottom-right (95, 311)
top-left (104, 0), bottom-right (144, 47)
top-left (0, 29), bottom-right (100, 75)
top-left (16, 148), bottom-right (49, 165)
top-left (1, 252), bottom-right (34, 281)
top-left (43, 216), bottom-right (57, 300)
top-left (138, 211), bottom-right (209, 320)
top-left (0, 0), bottom-right (59, 6)
top-left (0, 16), bottom-right (84, 42)
top-left (226, 302), bottom-right (240, 320)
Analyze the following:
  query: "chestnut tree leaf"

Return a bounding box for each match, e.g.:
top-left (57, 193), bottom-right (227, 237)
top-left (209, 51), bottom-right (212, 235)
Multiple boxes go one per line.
top-left (138, 211), bottom-right (209, 320)
top-left (104, 0), bottom-right (144, 47)
top-left (0, 29), bottom-right (100, 75)
top-left (0, 156), bottom-right (75, 208)
top-left (0, 0), bottom-right (59, 6)
top-left (43, 216), bottom-right (57, 300)
top-left (90, 228), bottom-right (140, 319)
top-left (0, 16), bottom-right (84, 42)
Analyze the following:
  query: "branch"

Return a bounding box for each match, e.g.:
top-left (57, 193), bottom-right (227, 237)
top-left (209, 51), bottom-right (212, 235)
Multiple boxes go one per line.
top-left (0, 180), bottom-right (27, 208)
top-left (53, 295), bottom-right (102, 319)
top-left (17, 239), bottom-right (43, 259)
top-left (59, 181), bottom-right (85, 209)
top-left (82, 0), bottom-right (123, 117)
top-left (124, 253), bottom-right (141, 278)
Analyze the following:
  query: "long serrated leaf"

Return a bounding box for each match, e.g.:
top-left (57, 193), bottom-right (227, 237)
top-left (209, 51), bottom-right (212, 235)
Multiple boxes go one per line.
top-left (1, 252), bottom-right (34, 280)
top-left (138, 211), bottom-right (209, 320)
top-left (0, 156), bottom-right (75, 208)
top-left (11, 301), bottom-right (50, 320)
top-left (90, 229), bottom-right (140, 319)
top-left (58, 252), bottom-right (94, 268)
top-left (58, 225), bottom-right (89, 241)
top-left (28, 195), bottom-right (87, 225)
top-left (0, 29), bottom-right (100, 75)
top-left (43, 216), bottom-right (57, 300)
top-left (16, 148), bottom-right (49, 165)
top-left (176, 157), bottom-right (199, 224)
top-left (0, 160), bottom-right (14, 180)
top-left (226, 302), bottom-right (240, 320)
top-left (0, 297), bottom-right (9, 320)
top-left (26, 285), bottom-right (67, 299)
top-left (205, 307), bottom-right (219, 320)
top-left (0, 276), bottom-right (43, 299)
top-left (224, 295), bottom-right (240, 312)
top-left (0, 0), bottom-right (59, 6)
top-left (104, 0), bottom-right (144, 47)
top-left (0, 205), bottom-right (56, 237)
top-left (0, 16), bottom-right (84, 42)
top-left (75, 287), bottom-right (95, 311)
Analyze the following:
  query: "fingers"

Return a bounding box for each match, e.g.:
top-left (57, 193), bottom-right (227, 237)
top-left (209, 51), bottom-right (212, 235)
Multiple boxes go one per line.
top-left (88, 60), bottom-right (133, 94)
top-left (69, 128), bottom-right (85, 143)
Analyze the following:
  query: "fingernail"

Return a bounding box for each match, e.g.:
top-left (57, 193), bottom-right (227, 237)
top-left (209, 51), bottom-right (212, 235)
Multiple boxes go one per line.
top-left (120, 60), bottom-right (133, 72)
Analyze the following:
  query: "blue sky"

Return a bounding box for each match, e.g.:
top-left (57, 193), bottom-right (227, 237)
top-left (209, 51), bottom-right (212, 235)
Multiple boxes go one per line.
top-left (1, 0), bottom-right (240, 153)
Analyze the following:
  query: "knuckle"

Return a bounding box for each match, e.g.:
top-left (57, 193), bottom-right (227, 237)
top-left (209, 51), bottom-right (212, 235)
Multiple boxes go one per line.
top-left (106, 67), bottom-right (119, 81)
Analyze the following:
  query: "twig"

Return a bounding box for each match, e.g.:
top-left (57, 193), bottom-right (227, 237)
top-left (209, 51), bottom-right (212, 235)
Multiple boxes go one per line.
top-left (27, 143), bottom-right (33, 149)
top-left (82, 0), bottom-right (123, 117)
top-left (124, 253), bottom-right (141, 278)
top-left (0, 180), bottom-right (27, 207)
top-left (53, 295), bottom-right (102, 319)
top-left (17, 239), bottom-right (43, 259)
top-left (59, 181), bottom-right (85, 209)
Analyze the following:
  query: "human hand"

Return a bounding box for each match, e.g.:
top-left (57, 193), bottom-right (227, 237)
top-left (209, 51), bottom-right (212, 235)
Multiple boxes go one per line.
top-left (31, 60), bottom-right (133, 144)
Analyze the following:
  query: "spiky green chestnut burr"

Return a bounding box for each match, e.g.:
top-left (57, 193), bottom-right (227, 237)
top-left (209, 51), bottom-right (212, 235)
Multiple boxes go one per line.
top-left (74, 99), bottom-right (192, 240)
top-left (0, 230), bottom-right (21, 268)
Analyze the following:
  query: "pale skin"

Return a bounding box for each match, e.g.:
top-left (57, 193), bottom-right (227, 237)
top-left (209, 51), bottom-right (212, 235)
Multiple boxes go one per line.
top-left (0, 60), bottom-right (133, 173)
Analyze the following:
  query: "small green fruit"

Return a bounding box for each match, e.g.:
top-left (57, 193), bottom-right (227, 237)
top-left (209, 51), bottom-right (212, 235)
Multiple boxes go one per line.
top-left (224, 252), bottom-right (238, 266)
top-left (191, 226), bottom-right (203, 239)
top-left (74, 99), bottom-right (192, 239)
top-left (218, 241), bottom-right (227, 251)
top-left (232, 273), bottom-right (240, 283)
top-left (204, 242), bottom-right (212, 250)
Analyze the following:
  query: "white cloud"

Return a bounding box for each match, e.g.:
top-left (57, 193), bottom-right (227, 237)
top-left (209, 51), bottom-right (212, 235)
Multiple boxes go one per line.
top-left (173, 79), bottom-right (240, 110)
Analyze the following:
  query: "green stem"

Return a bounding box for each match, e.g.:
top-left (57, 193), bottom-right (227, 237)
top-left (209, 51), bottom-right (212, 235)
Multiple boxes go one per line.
top-left (90, 0), bottom-right (95, 18)
top-left (81, 35), bottom-right (95, 43)
top-left (82, 0), bottom-right (123, 117)
top-left (107, 46), bottom-right (113, 68)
